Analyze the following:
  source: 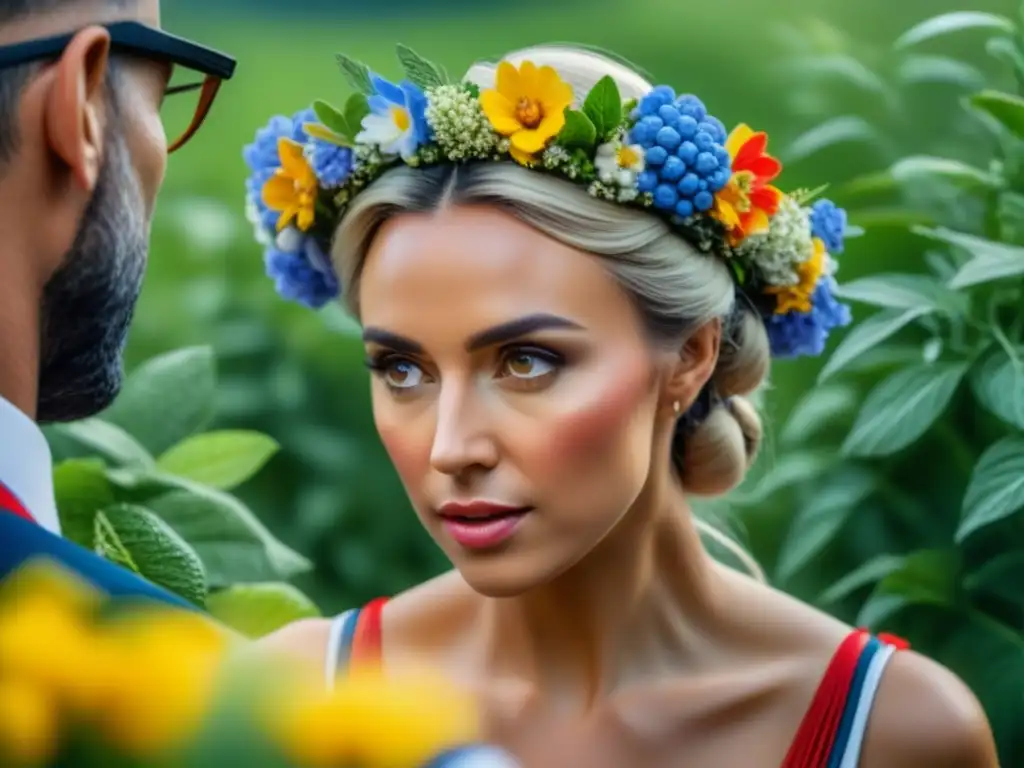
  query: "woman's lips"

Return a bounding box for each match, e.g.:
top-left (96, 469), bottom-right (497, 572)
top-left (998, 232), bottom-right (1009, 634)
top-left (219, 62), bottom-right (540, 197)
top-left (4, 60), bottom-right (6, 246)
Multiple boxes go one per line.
top-left (437, 502), bottom-right (533, 550)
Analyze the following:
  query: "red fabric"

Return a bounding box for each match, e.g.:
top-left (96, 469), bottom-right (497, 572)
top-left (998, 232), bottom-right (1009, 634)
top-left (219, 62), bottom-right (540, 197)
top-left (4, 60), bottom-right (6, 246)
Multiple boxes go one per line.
top-left (780, 629), bottom-right (869, 768)
top-left (350, 597), bottom-right (388, 670)
top-left (0, 481), bottom-right (34, 524)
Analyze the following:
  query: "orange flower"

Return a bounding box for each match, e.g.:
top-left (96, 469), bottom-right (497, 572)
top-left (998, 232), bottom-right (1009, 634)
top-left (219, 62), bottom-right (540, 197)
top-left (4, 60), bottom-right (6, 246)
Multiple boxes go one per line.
top-left (766, 238), bottom-right (826, 314)
top-left (713, 124), bottom-right (783, 245)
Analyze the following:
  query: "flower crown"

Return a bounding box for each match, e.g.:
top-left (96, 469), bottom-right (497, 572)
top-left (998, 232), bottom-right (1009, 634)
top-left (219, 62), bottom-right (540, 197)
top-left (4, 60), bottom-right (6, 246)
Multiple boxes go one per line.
top-left (243, 45), bottom-right (854, 359)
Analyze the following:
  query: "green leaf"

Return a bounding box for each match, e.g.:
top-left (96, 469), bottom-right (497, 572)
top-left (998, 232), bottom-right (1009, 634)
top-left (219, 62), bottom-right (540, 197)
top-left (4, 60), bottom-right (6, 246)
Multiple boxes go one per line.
top-left (335, 53), bottom-right (374, 95)
top-left (782, 116), bottom-right (881, 164)
top-left (98, 504), bottom-right (208, 606)
top-left (969, 349), bottom-right (1024, 430)
top-left (206, 583), bottom-right (321, 639)
top-left (818, 307), bottom-right (934, 382)
top-left (833, 273), bottom-right (966, 313)
top-left (897, 55), bottom-right (985, 89)
top-left (312, 99), bottom-right (350, 138)
top-left (781, 384), bottom-right (859, 445)
top-left (856, 549), bottom-right (958, 628)
top-left (156, 431), bottom-right (279, 491)
top-left (582, 75), bottom-right (623, 140)
top-left (986, 37), bottom-right (1024, 82)
top-left (894, 12), bottom-right (1015, 49)
top-left (781, 54), bottom-right (888, 95)
top-left (964, 551), bottom-right (1024, 603)
top-left (846, 207), bottom-right (937, 230)
top-left (107, 471), bottom-right (311, 587)
top-left (46, 419), bottom-right (154, 469)
top-left (956, 436), bottom-right (1024, 542)
top-left (94, 511), bottom-right (139, 573)
top-left (53, 459), bottom-right (114, 548)
top-left (889, 155), bottom-right (1002, 191)
top-left (395, 44), bottom-right (448, 89)
top-left (969, 89), bottom-right (1024, 140)
top-left (842, 363), bottom-right (968, 458)
top-left (100, 347), bottom-right (217, 456)
top-left (819, 554), bottom-right (906, 605)
top-left (731, 451), bottom-right (836, 506)
top-left (912, 226), bottom-right (1024, 289)
top-left (556, 109), bottom-right (598, 150)
top-left (342, 93), bottom-right (371, 139)
top-left (775, 468), bottom-right (875, 582)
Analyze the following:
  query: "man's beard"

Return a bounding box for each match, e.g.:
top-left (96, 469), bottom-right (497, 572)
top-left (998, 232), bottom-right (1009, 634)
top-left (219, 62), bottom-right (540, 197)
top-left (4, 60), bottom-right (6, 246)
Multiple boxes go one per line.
top-left (36, 124), bottom-right (149, 424)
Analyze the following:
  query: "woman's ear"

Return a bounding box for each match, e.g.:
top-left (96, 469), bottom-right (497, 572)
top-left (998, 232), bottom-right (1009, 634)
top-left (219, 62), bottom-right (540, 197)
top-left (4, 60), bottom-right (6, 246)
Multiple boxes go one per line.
top-left (662, 319), bottom-right (721, 412)
top-left (42, 25), bottom-right (111, 192)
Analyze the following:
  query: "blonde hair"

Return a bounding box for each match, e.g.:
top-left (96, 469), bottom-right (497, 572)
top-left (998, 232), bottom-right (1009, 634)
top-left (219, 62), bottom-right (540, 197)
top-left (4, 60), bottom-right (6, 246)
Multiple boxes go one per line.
top-left (332, 45), bottom-right (768, 580)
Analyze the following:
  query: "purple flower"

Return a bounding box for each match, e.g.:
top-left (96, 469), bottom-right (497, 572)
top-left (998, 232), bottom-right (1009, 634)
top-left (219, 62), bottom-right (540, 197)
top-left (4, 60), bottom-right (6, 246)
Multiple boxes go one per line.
top-left (766, 279), bottom-right (851, 359)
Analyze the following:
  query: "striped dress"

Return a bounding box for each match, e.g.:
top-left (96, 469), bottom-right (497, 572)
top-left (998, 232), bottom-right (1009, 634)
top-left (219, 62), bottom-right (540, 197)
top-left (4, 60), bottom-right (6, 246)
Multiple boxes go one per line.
top-left (325, 598), bottom-right (907, 767)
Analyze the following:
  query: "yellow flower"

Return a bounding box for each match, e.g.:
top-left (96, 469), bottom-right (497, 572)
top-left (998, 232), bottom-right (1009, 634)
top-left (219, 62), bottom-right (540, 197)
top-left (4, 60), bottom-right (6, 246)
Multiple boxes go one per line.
top-left (273, 669), bottom-right (479, 768)
top-left (480, 60), bottom-right (574, 165)
top-left (261, 137), bottom-right (318, 232)
top-left (93, 608), bottom-right (230, 757)
top-left (766, 238), bottom-right (827, 314)
top-left (0, 678), bottom-right (57, 767)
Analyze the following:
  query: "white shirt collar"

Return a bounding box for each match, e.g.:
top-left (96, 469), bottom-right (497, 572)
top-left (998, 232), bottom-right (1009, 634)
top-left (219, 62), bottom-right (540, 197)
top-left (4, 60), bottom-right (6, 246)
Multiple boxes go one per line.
top-left (0, 394), bottom-right (61, 535)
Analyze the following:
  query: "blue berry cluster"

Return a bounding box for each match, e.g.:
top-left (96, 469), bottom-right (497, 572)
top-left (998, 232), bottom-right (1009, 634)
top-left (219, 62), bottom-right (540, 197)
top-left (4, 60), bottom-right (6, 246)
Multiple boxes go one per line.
top-left (628, 86), bottom-right (732, 220)
top-left (308, 138), bottom-right (353, 188)
top-left (809, 198), bottom-right (847, 254)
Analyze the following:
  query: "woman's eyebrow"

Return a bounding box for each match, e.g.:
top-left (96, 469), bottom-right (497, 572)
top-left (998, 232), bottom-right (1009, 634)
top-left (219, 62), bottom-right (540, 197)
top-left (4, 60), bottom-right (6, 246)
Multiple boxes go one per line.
top-left (361, 313), bottom-right (584, 354)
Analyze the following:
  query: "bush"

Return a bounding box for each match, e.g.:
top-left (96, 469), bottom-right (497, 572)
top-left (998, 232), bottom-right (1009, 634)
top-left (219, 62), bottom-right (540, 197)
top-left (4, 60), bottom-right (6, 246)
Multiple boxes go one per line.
top-left (736, 9), bottom-right (1024, 764)
top-left (44, 347), bottom-right (320, 638)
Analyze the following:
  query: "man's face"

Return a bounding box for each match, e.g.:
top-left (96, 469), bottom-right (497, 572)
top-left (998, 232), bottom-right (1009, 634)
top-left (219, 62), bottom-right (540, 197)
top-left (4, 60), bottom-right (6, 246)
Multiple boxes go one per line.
top-left (35, 2), bottom-right (170, 423)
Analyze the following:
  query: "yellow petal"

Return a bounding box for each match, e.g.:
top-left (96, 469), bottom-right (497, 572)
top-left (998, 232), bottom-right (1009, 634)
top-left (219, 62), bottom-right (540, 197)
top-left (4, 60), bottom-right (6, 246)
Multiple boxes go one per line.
top-left (304, 123), bottom-right (346, 145)
top-left (276, 207), bottom-right (297, 232)
top-left (297, 206), bottom-right (315, 232)
top-left (725, 124), bottom-right (755, 158)
top-left (537, 66), bottom-right (574, 111)
top-left (713, 199), bottom-right (740, 230)
top-left (495, 60), bottom-right (521, 100)
top-left (509, 144), bottom-right (536, 166)
top-left (277, 138), bottom-right (305, 173)
top-left (535, 109), bottom-right (566, 141)
top-left (262, 174), bottom-right (296, 211)
top-left (510, 128), bottom-right (548, 155)
top-left (518, 60), bottom-right (539, 96)
top-left (480, 90), bottom-right (521, 135)
top-left (746, 209), bottom-right (770, 237)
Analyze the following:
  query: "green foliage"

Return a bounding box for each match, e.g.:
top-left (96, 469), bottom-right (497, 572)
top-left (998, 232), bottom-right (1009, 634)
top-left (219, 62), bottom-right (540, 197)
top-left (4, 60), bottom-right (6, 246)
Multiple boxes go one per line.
top-left (45, 348), bottom-right (318, 634)
top-left (741, 8), bottom-right (1024, 763)
top-left (557, 109), bottom-right (598, 149)
top-left (581, 75), bottom-right (623, 142)
top-left (395, 43), bottom-right (449, 89)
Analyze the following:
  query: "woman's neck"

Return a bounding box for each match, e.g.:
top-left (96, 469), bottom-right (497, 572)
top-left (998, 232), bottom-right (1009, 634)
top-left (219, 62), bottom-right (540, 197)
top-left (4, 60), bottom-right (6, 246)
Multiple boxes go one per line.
top-left (479, 476), bottom-right (723, 710)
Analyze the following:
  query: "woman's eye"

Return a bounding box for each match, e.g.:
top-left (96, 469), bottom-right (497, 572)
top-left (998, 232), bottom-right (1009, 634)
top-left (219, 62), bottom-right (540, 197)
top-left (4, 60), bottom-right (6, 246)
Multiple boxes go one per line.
top-left (384, 360), bottom-right (424, 389)
top-left (501, 351), bottom-right (557, 380)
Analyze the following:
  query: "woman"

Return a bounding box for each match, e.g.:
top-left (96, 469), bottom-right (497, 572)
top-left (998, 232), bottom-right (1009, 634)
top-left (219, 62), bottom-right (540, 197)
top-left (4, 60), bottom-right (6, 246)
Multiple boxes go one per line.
top-left (248, 45), bottom-right (998, 766)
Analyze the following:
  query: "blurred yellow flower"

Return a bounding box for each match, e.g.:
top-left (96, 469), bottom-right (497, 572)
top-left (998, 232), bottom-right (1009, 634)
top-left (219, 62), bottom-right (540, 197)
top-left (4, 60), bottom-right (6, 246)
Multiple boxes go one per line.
top-left (93, 608), bottom-right (230, 757)
top-left (0, 678), bottom-right (56, 767)
top-left (480, 60), bottom-right (573, 165)
top-left (273, 669), bottom-right (479, 768)
top-left (261, 137), bottom-right (318, 232)
top-left (767, 237), bottom-right (827, 314)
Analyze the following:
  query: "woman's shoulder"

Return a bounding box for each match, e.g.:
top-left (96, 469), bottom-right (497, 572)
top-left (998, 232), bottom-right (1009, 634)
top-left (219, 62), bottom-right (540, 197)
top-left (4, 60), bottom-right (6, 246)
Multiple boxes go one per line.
top-left (860, 649), bottom-right (997, 767)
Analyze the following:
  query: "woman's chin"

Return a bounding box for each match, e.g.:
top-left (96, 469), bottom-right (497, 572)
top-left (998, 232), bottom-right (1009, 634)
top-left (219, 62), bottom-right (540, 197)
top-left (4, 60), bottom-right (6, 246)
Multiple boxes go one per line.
top-left (449, 548), bottom-right (573, 598)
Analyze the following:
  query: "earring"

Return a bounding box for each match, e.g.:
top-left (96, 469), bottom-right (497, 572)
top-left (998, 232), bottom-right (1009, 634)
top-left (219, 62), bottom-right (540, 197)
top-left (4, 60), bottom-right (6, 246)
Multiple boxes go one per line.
top-left (673, 400), bottom-right (681, 415)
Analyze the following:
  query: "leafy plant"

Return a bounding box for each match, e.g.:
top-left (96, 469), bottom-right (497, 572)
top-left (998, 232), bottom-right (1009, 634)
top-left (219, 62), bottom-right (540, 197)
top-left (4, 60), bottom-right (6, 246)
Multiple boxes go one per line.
top-left (739, 8), bottom-right (1024, 764)
top-left (44, 346), bottom-right (320, 637)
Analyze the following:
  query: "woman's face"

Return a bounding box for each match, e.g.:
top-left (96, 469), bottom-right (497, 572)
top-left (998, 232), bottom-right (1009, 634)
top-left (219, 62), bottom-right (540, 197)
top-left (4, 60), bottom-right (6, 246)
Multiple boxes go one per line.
top-left (359, 204), bottom-right (668, 596)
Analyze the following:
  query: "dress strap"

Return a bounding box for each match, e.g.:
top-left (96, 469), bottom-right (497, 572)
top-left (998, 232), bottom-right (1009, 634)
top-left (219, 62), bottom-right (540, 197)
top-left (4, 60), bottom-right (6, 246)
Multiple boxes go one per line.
top-left (323, 598), bottom-right (389, 689)
top-left (324, 608), bottom-right (359, 690)
top-left (350, 596), bottom-right (388, 669)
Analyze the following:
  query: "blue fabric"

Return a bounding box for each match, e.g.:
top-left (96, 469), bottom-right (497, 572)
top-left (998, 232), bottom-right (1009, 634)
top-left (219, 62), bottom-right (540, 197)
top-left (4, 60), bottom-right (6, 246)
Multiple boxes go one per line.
top-left (335, 607), bottom-right (361, 676)
top-left (0, 512), bottom-right (195, 610)
top-left (826, 635), bottom-right (881, 768)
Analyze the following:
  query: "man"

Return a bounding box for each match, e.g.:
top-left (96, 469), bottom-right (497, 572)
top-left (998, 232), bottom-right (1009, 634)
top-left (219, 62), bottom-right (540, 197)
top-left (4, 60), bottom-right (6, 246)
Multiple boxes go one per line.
top-left (0, 0), bottom-right (235, 605)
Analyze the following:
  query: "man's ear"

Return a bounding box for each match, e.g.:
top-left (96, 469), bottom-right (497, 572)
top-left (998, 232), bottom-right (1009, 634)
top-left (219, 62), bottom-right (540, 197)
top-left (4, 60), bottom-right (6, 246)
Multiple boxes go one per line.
top-left (662, 319), bottom-right (721, 412)
top-left (42, 26), bottom-right (111, 192)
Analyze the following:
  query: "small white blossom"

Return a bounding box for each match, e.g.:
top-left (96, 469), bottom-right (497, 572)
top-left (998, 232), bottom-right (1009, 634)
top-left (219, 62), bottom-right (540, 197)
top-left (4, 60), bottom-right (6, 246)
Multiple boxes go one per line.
top-left (275, 225), bottom-right (304, 253)
top-left (424, 84), bottom-right (499, 161)
top-left (594, 137), bottom-right (645, 188)
top-left (246, 195), bottom-right (273, 246)
top-left (735, 196), bottom-right (814, 287)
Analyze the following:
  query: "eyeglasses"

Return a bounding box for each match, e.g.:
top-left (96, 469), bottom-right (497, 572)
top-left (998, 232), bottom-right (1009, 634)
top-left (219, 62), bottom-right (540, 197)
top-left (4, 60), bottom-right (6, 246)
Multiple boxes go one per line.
top-left (0, 21), bottom-right (236, 153)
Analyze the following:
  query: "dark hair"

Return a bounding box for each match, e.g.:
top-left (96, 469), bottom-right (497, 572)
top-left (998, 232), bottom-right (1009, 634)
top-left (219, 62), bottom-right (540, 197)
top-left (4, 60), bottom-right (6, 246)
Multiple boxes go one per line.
top-left (0, 0), bottom-right (132, 163)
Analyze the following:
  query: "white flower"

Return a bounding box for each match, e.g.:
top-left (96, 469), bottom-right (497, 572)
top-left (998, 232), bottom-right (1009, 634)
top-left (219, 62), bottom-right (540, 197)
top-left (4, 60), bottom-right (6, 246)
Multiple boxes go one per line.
top-left (735, 196), bottom-right (814, 287)
top-left (594, 138), bottom-right (645, 188)
top-left (275, 225), bottom-right (304, 253)
top-left (246, 195), bottom-right (273, 246)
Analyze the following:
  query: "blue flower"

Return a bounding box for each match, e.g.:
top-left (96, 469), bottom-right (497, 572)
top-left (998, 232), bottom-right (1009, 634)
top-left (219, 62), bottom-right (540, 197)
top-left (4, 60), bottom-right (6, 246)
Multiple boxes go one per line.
top-left (243, 108), bottom-right (318, 232)
top-left (356, 74), bottom-right (430, 161)
top-left (307, 138), bottom-right (353, 188)
top-left (765, 279), bottom-right (851, 359)
top-left (264, 231), bottom-right (339, 309)
top-left (809, 198), bottom-right (848, 255)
